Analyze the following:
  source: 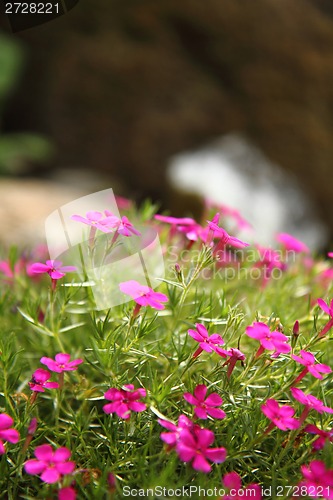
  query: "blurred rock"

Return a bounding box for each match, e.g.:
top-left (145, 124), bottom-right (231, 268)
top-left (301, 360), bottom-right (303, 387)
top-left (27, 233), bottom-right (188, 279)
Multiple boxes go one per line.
top-left (0, 178), bottom-right (88, 247)
top-left (168, 134), bottom-right (328, 250)
top-left (3, 0), bottom-right (333, 241)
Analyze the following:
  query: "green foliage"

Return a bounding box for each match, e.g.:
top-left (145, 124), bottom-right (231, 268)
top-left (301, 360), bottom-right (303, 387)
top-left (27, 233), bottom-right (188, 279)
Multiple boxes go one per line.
top-left (0, 33), bottom-right (23, 107)
top-left (0, 201), bottom-right (332, 499)
top-left (0, 32), bottom-right (53, 175)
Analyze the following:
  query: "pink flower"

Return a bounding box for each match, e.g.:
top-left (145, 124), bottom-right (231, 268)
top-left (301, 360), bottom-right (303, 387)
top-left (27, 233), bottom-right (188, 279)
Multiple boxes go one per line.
top-left (317, 298), bottom-right (333, 318)
top-left (154, 215), bottom-right (197, 226)
top-left (59, 487), bottom-right (77, 500)
top-left (0, 414), bottom-right (20, 454)
top-left (30, 260), bottom-right (76, 280)
top-left (154, 214), bottom-right (201, 242)
top-left (276, 232), bottom-right (309, 253)
top-left (220, 348), bottom-right (246, 378)
top-left (253, 245), bottom-right (286, 286)
top-left (291, 388), bottom-right (333, 424)
top-left (317, 298), bottom-right (333, 337)
top-left (291, 350), bottom-right (331, 384)
top-left (115, 195), bottom-right (133, 210)
top-left (107, 472), bottom-right (117, 491)
top-left (205, 200), bottom-right (252, 231)
top-left (103, 384), bottom-right (147, 419)
top-left (318, 268), bottom-right (333, 288)
top-left (183, 384), bottom-right (226, 420)
top-left (328, 252), bottom-right (333, 258)
top-left (304, 424), bottom-right (333, 451)
top-left (71, 211), bottom-right (115, 233)
top-left (187, 323), bottom-right (225, 358)
top-left (0, 260), bottom-right (23, 280)
top-left (0, 260), bottom-right (14, 278)
top-left (245, 322), bottom-right (291, 358)
top-left (298, 461), bottom-right (333, 498)
top-left (28, 369), bottom-right (59, 393)
top-left (104, 211), bottom-right (141, 237)
top-left (206, 214), bottom-right (249, 250)
top-left (28, 418), bottom-right (38, 435)
top-left (261, 399), bottom-right (300, 432)
top-left (220, 472), bottom-right (262, 500)
top-left (24, 444), bottom-right (75, 484)
top-left (176, 427), bottom-right (227, 473)
top-left (158, 414), bottom-right (194, 449)
top-left (119, 280), bottom-right (168, 310)
top-left (40, 353), bottom-right (83, 373)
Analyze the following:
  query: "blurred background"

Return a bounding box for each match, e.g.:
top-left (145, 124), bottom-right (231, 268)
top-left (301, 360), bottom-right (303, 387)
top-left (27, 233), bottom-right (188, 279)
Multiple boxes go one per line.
top-left (0, 0), bottom-right (333, 249)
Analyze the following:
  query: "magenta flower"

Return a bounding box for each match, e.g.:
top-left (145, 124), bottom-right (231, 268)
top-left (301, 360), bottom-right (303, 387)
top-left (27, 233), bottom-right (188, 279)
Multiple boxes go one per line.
top-left (0, 260), bottom-right (14, 279)
top-left (24, 444), bottom-right (75, 484)
top-left (291, 350), bottom-right (331, 385)
top-left (103, 384), bottom-right (147, 419)
top-left (28, 418), bottom-right (38, 436)
top-left (291, 387), bottom-right (333, 425)
top-left (206, 215), bottom-right (249, 250)
top-left (28, 369), bottom-right (59, 393)
top-left (253, 245), bottom-right (286, 286)
top-left (40, 353), bottom-right (83, 373)
top-left (276, 232), bottom-right (309, 253)
top-left (183, 384), bottom-right (226, 420)
top-left (220, 348), bottom-right (246, 378)
top-left (0, 414), bottom-right (20, 454)
top-left (318, 298), bottom-right (333, 318)
top-left (119, 280), bottom-right (168, 311)
top-left (187, 323), bottom-right (226, 358)
top-left (220, 472), bottom-right (262, 500)
top-left (176, 427), bottom-right (227, 473)
top-left (245, 322), bottom-right (291, 358)
top-left (158, 414), bottom-right (195, 449)
top-left (205, 200), bottom-right (252, 231)
top-left (0, 259), bottom-right (24, 280)
top-left (328, 252), bottom-right (333, 258)
top-left (298, 461), bottom-right (333, 498)
top-left (317, 298), bottom-right (333, 337)
top-left (22, 417), bottom-right (38, 455)
top-left (115, 195), bottom-right (133, 210)
top-left (107, 472), bottom-right (117, 491)
top-left (304, 424), bottom-right (333, 451)
top-left (261, 399), bottom-right (300, 433)
top-left (154, 214), bottom-right (197, 226)
top-left (104, 211), bottom-right (141, 237)
top-left (71, 210), bottom-right (115, 233)
top-left (30, 260), bottom-right (76, 280)
top-left (154, 214), bottom-right (201, 242)
top-left (59, 487), bottom-right (77, 500)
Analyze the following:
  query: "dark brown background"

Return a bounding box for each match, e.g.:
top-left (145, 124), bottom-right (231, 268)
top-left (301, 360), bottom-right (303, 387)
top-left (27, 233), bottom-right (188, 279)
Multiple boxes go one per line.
top-left (1, 0), bottom-right (333, 241)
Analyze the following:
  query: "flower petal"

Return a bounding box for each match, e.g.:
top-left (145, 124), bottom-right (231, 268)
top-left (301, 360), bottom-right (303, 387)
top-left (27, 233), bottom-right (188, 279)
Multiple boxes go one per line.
top-left (35, 444), bottom-right (53, 461)
top-left (0, 428), bottom-right (20, 443)
top-left (40, 467), bottom-right (60, 483)
top-left (53, 447), bottom-right (71, 462)
top-left (192, 454), bottom-right (212, 473)
top-left (24, 459), bottom-right (46, 475)
top-left (0, 414), bottom-right (14, 430)
top-left (205, 447), bottom-right (227, 463)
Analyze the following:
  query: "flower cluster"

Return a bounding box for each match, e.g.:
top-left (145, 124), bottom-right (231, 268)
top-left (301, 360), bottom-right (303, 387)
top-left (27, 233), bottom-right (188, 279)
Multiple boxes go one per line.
top-left (1, 199), bottom-right (333, 497)
top-left (103, 384), bottom-right (147, 419)
top-left (158, 415), bottom-right (226, 473)
top-left (0, 414), bottom-right (20, 455)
